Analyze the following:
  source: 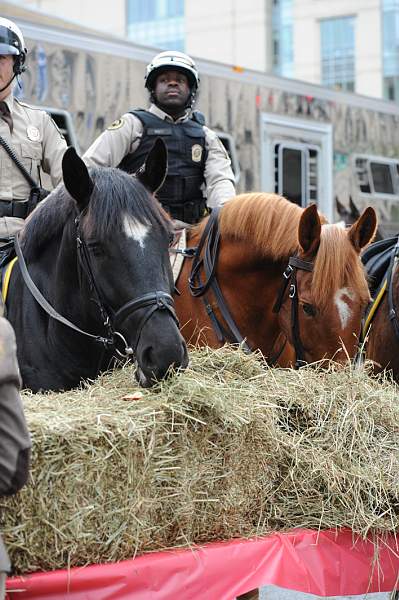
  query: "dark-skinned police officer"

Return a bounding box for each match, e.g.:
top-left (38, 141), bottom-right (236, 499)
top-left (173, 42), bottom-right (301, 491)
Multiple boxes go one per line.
top-left (83, 50), bottom-right (236, 224)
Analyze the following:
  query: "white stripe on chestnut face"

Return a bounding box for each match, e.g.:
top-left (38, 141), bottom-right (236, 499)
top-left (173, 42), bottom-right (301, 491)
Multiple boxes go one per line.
top-left (335, 287), bottom-right (355, 329)
top-left (123, 215), bottom-right (149, 249)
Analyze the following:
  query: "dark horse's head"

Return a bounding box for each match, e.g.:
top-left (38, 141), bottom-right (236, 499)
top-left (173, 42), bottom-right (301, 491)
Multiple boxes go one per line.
top-left (21, 139), bottom-right (188, 389)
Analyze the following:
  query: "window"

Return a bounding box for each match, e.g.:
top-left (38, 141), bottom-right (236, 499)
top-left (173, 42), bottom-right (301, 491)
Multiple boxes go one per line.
top-left (272, 0), bottom-right (293, 77)
top-left (382, 0), bottom-right (399, 101)
top-left (274, 142), bottom-right (320, 207)
top-left (370, 162), bottom-right (394, 194)
top-left (43, 107), bottom-right (79, 151)
top-left (126, 0), bottom-right (185, 50)
top-left (320, 16), bottom-right (355, 92)
top-left (355, 156), bottom-right (399, 195)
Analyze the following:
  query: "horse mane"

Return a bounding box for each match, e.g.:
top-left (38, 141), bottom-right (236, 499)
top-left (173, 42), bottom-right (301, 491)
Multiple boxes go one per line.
top-left (219, 193), bottom-right (303, 259)
top-left (219, 193), bottom-right (369, 309)
top-left (22, 167), bottom-right (171, 260)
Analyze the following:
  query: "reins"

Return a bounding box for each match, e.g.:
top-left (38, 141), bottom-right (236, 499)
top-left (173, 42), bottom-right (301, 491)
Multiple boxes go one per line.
top-left (186, 210), bottom-right (289, 363)
top-left (188, 208), bottom-right (252, 353)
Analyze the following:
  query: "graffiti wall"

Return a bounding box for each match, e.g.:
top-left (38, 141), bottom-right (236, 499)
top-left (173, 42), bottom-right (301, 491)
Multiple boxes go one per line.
top-left (19, 39), bottom-right (399, 209)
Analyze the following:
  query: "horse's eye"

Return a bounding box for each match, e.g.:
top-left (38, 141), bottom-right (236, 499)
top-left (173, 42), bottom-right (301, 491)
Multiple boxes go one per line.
top-left (302, 303), bottom-right (316, 317)
top-left (87, 242), bottom-right (104, 256)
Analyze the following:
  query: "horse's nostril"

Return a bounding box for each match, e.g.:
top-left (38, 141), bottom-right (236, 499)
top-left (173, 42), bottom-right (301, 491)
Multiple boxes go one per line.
top-left (141, 345), bottom-right (156, 372)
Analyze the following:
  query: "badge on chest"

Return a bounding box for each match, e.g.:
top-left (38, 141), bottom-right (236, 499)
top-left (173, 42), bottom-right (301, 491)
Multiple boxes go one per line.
top-left (26, 125), bottom-right (40, 142)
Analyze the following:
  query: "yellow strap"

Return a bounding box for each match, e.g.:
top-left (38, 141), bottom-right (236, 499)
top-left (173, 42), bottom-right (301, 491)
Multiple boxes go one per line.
top-left (1, 257), bottom-right (18, 305)
top-left (362, 278), bottom-right (387, 340)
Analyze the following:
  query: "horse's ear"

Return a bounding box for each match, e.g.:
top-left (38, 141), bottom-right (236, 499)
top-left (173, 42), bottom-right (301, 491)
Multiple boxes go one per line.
top-left (298, 203), bottom-right (321, 256)
top-left (62, 147), bottom-right (94, 211)
top-left (135, 137), bottom-right (167, 194)
top-left (349, 196), bottom-right (360, 218)
top-left (348, 206), bottom-right (377, 252)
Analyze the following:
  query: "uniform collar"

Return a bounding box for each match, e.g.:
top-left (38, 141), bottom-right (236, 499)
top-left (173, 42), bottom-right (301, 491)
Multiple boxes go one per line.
top-left (149, 103), bottom-right (190, 123)
top-left (1, 92), bottom-right (14, 113)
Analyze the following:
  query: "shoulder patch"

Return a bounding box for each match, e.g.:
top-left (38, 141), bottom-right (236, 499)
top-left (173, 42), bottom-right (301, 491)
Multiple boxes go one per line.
top-left (107, 118), bottom-right (125, 131)
top-left (15, 98), bottom-right (41, 111)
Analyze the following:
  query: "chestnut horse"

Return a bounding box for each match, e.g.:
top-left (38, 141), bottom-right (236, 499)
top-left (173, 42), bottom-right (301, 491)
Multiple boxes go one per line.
top-left (361, 237), bottom-right (399, 381)
top-left (174, 193), bottom-right (377, 367)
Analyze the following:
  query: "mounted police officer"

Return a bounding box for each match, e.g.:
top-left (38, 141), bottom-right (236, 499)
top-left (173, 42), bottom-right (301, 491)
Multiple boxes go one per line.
top-left (0, 17), bottom-right (67, 247)
top-left (0, 310), bottom-right (31, 599)
top-left (83, 50), bottom-right (236, 224)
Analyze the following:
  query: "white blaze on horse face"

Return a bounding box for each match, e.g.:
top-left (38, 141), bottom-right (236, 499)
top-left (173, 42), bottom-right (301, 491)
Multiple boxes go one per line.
top-left (335, 287), bottom-right (355, 329)
top-left (123, 215), bottom-right (150, 249)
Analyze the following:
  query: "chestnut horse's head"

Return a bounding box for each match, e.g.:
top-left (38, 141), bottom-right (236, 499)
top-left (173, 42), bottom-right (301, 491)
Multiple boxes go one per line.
top-left (276, 203), bottom-right (377, 365)
top-left (175, 192), bottom-right (376, 368)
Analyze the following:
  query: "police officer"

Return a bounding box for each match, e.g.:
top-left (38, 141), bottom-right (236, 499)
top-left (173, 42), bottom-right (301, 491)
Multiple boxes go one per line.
top-left (0, 18), bottom-right (67, 243)
top-left (84, 51), bottom-right (236, 224)
top-left (0, 312), bottom-right (31, 598)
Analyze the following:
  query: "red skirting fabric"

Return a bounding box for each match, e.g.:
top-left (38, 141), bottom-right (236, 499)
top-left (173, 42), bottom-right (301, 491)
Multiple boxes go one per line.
top-left (6, 528), bottom-right (399, 599)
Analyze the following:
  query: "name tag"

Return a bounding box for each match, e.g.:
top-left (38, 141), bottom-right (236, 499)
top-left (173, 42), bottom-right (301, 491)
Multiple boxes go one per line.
top-left (147, 128), bottom-right (172, 136)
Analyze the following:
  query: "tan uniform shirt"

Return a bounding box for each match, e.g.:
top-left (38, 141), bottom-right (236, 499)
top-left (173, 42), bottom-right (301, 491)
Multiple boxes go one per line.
top-left (83, 104), bottom-right (236, 209)
top-left (0, 317), bottom-right (31, 573)
top-left (0, 93), bottom-right (67, 239)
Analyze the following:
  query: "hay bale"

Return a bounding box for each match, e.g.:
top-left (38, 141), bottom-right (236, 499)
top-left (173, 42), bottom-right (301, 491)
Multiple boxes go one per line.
top-left (1, 347), bottom-right (398, 574)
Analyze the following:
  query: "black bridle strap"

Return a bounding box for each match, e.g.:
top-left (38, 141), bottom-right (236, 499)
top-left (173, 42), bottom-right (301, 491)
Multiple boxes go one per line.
top-left (387, 240), bottom-right (399, 340)
top-left (188, 209), bottom-right (251, 353)
top-left (114, 291), bottom-right (178, 352)
top-left (273, 253), bottom-right (314, 368)
top-left (189, 208), bottom-right (221, 298)
top-left (14, 233), bottom-right (114, 346)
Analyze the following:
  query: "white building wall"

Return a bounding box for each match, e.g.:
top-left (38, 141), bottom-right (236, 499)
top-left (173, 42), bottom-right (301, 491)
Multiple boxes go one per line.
top-left (185, 0), bottom-right (268, 70)
top-left (10, 0), bottom-right (126, 37)
top-left (293, 0), bottom-right (383, 97)
top-left (11, 0), bottom-right (386, 99)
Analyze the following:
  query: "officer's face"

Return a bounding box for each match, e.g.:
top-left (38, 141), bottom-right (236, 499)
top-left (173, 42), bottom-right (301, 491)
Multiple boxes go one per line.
top-left (153, 70), bottom-right (191, 112)
top-left (0, 55), bottom-right (14, 100)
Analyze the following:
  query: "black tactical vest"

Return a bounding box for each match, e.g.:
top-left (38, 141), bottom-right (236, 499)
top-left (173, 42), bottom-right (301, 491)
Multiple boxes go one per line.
top-left (118, 109), bottom-right (208, 224)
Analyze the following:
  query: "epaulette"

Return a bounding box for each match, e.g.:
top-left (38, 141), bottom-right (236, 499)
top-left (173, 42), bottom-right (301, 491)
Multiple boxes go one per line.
top-left (14, 98), bottom-right (42, 111)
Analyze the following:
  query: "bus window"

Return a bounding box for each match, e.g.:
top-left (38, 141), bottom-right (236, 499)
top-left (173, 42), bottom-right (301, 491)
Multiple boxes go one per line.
top-left (355, 155), bottom-right (399, 196)
top-left (370, 161), bottom-right (394, 194)
top-left (274, 142), bottom-right (320, 207)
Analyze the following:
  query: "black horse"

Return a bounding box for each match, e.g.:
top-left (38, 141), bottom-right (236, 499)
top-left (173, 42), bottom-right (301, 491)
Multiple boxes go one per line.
top-left (5, 141), bottom-right (188, 392)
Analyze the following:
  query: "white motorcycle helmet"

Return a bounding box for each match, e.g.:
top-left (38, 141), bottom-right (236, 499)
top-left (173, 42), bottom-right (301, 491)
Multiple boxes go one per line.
top-left (0, 17), bottom-right (27, 75)
top-left (145, 51), bottom-right (200, 92)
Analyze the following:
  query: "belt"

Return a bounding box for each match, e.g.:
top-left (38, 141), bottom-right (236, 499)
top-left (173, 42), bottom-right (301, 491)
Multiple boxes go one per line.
top-left (0, 199), bottom-right (29, 219)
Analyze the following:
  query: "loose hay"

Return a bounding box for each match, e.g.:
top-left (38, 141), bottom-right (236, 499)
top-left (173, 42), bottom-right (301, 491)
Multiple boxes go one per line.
top-left (1, 347), bottom-right (398, 574)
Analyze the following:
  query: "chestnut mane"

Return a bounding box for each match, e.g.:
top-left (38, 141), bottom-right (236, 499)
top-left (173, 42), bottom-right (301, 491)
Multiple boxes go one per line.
top-left (218, 193), bottom-right (369, 309)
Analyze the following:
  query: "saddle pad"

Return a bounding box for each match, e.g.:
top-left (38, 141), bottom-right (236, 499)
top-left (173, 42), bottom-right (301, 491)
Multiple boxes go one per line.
top-left (1, 256), bottom-right (17, 306)
top-left (169, 227), bottom-right (187, 283)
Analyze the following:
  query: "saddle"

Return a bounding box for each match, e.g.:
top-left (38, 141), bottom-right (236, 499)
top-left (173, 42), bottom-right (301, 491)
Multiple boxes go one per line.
top-left (362, 235), bottom-right (398, 296)
top-left (360, 234), bottom-right (399, 342)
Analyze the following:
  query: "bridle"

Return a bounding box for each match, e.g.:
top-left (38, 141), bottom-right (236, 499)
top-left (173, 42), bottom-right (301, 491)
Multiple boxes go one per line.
top-left (14, 211), bottom-right (178, 367)
top-left (186, 208), bottom-right (287, 364)
top-left (272, 255), bottom-right (314, 369)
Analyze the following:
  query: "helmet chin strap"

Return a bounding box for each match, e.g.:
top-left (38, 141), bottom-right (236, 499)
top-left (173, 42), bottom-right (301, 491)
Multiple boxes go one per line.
top-left (151, 88), bottom-right (197, 112)
top-left (0, 72), bottom-right (17, 95)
